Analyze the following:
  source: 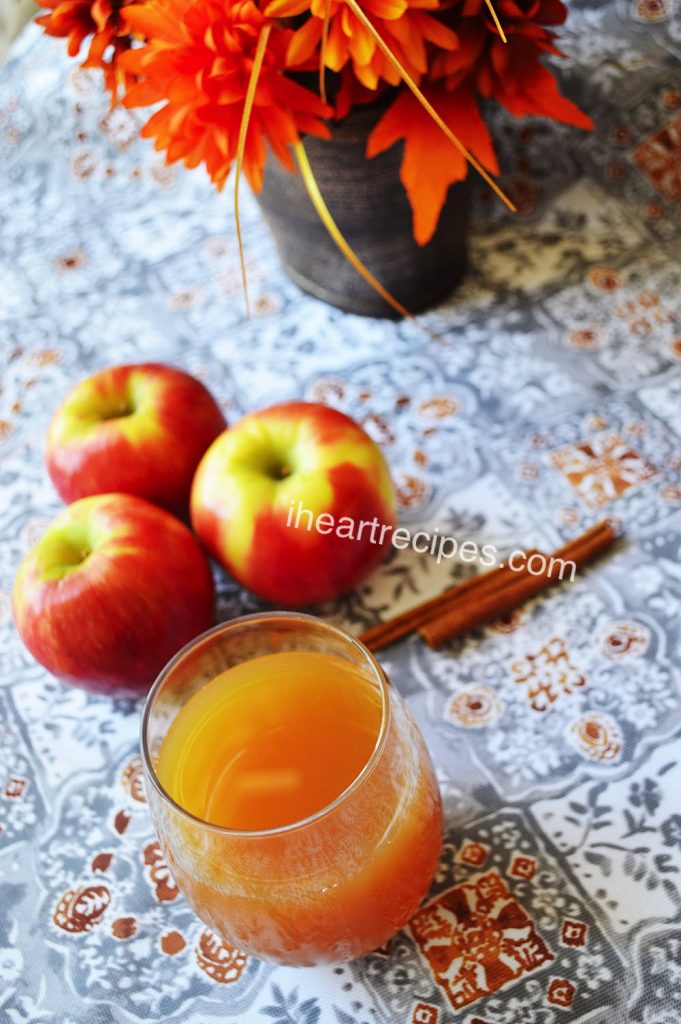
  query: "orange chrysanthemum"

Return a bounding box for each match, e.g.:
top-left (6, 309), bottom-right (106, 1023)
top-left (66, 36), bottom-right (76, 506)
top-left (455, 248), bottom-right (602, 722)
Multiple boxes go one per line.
top-left (369, 0), bottom-right (593, 244)
top-left (36, 0), bottom-right (139, 97)
top-left (270, 0), bottom-right (458, 91)
top-left (431, 0), bottom-right (590, 123)
top-left (119, 0), bottom-right (331, 191)
top-left (36, 0), bottom-right (593, 276)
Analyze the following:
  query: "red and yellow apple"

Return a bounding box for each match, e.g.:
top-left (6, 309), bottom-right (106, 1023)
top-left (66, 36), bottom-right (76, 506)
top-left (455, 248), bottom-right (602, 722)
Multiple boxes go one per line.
top-left (46, 363), bottom-right (227, 510)
top-left (12, 493), bottom-right (215, 698)
top-left (190, 401), bottom-right (396, 606)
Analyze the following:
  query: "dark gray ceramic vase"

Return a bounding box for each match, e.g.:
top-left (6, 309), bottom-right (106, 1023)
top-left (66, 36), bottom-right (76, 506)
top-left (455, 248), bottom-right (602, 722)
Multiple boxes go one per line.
top-left (256, 100), bottom-right (471, 318)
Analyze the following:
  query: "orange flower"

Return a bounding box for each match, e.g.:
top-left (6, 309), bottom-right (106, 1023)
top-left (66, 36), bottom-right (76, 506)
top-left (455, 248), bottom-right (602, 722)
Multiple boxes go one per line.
top-left (369, 0), bottom-right (593, 243)
top-left (36, 0), bottom-right (139, 97)
top-left (272, 0), bottom-right (458, 90)
top-left (37, 0), bottom-right (593, 260)
top-left (431, 0), bottom-right (591, 127)
top-left (430, 1), bottom-right (593, 154)
top-left (120, 0), bottom-right (331, 191)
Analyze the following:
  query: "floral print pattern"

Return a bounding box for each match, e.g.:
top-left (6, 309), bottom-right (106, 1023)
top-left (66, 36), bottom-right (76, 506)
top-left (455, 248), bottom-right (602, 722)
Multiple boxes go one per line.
top-left (1, 3), bottom-right (681, 1022)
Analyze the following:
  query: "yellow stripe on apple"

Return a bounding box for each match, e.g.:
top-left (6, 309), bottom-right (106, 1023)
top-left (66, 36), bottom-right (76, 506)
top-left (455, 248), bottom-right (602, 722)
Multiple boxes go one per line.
top-left (45, 363), bottom-right (227, 511)
top-left (12, 493), bottom-right (216, 698)
top-left (191, 401), bottom-right (396, 606)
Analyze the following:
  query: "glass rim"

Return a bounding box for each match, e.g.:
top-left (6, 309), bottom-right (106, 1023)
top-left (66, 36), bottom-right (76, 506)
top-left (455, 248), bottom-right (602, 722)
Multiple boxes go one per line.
top-left (140, 611), bottom-right (391, 839)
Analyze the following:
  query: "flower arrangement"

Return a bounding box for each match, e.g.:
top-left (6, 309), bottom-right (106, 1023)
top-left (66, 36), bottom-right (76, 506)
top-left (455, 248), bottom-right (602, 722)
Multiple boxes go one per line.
top-left (36, 0), bottom-right (592, 308)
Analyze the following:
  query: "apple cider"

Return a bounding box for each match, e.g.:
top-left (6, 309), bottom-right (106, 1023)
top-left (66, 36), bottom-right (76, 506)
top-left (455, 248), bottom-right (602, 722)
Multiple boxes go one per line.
top-left (142, 614), bottom-right (443, 965)
top-left (157, 653), bottom-right (383, 830)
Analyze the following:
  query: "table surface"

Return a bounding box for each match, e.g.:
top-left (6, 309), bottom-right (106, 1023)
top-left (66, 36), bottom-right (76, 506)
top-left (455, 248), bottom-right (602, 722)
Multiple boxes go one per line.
top-left (1, 6), bottom-right (681, 1023)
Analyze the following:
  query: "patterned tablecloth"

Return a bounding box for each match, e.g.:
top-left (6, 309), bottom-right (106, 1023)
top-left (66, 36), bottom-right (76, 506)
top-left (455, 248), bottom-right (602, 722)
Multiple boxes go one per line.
top-left (2, 4), bottom-right (681, 1022)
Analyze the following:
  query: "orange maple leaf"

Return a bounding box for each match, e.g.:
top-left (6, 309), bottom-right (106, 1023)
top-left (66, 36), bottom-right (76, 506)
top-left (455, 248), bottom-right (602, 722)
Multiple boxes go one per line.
top-left (367, 85), bottom-right (499, 245)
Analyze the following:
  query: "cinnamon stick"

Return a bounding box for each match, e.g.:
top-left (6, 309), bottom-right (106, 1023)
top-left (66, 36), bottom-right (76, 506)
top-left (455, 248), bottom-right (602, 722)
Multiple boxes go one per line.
top-left (359, 550), bottom-right (541, 653)
top-left (419, 520), bottom-right (617, 649)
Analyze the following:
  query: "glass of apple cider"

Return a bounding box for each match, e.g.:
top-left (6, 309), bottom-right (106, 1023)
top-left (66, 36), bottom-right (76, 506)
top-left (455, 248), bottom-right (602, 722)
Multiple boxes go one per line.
top-left (141, 612), bottom-right (442, 965)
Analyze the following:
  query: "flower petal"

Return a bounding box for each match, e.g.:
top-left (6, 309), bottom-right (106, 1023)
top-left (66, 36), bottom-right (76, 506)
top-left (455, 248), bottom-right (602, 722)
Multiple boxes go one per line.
top-left (286, 18), bottom-right (322, 67)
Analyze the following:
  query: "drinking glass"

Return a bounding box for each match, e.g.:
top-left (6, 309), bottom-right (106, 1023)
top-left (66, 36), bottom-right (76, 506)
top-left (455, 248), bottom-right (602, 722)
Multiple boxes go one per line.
top-left (141, 612), bottom-right (442, 965)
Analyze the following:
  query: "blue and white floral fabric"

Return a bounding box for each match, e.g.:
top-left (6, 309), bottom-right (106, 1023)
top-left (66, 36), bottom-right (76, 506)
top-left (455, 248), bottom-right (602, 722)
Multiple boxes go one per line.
top-left (1, 4), bottom-right (681, 1021)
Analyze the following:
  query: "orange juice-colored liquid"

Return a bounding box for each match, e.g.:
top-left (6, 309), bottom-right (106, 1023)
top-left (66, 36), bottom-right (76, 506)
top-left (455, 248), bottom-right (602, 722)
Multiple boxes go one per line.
top-left (154, 651), bottom-right (442, 964)
top-left (157, 652), bottom-right (383, 831)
